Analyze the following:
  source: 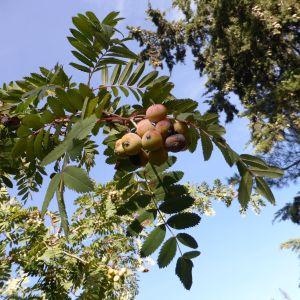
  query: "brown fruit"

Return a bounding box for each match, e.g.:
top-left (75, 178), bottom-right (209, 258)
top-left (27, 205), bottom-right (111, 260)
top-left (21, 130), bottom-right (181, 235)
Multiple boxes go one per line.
top-left (145, 104), bottom-right (167, 122)
top-left (149, 148), bottom-right (168, 166)
top-left (121, 133), bottom-right (142, 155)
top-left (129, 150), bottom-right (149, 167)
top-left (174, 121), bottom-right (189, 135)
top-left (165, 134), bottom-right (187, 152)
top-left (114, 139), bottom-right (126, 156)
top-left (155, 119), bottom-right (173, 139)
top-left (174, 120), bottom-right (190, 144)
top-left (142, 129), bottom-right (163, 151)
top-left (136, 119), bottom-right (154, 137)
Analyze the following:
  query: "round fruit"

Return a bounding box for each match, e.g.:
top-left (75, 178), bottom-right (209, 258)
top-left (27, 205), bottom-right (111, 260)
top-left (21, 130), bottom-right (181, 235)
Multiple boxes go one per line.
top-left (174, 120), bottom-right (190, 144)
top-left (121, 133), bottom-right (142, 155)
top-left (155, 119), bottom-right (173, 139)
top-left (114, 139), bottom-right (126, 156)
top-left (136, 119), bottom-right (155, 137)
top-left (129, 150), bottom-right (149, 167)
top-left (142, 129), bottom-right (163, 151)
top-left (174, 120), bottom-right (189, 135)
top-left (145, 104), bottom-right (167, 122)
top-left (113, 275), bottom-right (120, 282)
top-left (165, 134), bottom-right (187, 152)
top-left (149, 148), bottom-right (168, 166)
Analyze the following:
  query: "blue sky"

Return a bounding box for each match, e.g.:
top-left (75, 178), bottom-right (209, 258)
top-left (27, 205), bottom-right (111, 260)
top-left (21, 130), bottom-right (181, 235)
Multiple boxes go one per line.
top-left (0, 1), bottom-right (299, 299)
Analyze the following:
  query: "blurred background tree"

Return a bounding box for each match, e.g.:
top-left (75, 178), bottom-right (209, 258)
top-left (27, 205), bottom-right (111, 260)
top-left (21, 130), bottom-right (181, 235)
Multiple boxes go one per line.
top-left (129, 0), bottom-right (300, 187)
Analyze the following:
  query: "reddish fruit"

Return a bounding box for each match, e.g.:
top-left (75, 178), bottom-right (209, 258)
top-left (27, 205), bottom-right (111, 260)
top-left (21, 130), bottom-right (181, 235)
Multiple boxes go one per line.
top-left (149, 148), bottom-right (168, 166)
top-left (165, 134), bottom-right (187, 152)
top-left (142, 129), bottom-right (163, 151)
top-left (145, 104), bottom-right (167, 122)
top-left (121, 133), bottom-right (142, 155)
top-left (155, 119), bottom-right (173, 139)
top-left (114, 139), bottom-right (126, 156)
top-left (129, 150), bottom-right (149, 167)
top-left (136, 119), bottom-right (154, 137)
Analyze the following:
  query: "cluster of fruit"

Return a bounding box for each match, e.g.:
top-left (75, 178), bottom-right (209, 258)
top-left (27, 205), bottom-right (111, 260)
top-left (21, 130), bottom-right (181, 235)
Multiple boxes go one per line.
top-left (107, 267), bottom-right (129, 282)
top-left (114, 104), bottom-right (190, 166)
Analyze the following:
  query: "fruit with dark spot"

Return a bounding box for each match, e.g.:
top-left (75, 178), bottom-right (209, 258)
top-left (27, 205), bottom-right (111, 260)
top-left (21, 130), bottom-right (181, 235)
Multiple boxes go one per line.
top-left (149, 148), bottom-right (168, 166)
top-left (136, 119), bottom-right (154, 137)
top-left (121, 133), bottom-right (142, 155)
top-left (1, 116), bottom-right (20, 129)
top-left (174, 121), bottom-right (190, 144)
top-left (129, 150), bottom-right (149, 166)
top-left (142, 129), bottom-right (163, 151)
top-left (165, 134), bottom-right (187, 152)
top-left (155, 119), bottom-right (173, 139)
top-left (114, 139), bottom-right (126, 156)
top-left (145, 104), bottom-right (167, 122)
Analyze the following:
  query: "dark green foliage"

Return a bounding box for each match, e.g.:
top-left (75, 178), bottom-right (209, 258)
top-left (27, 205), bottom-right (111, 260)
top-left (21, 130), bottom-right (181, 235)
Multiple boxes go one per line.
top-left (129, 0), bottom-right (300, 186)
top-left (0, 10), bottom-right (283, 291)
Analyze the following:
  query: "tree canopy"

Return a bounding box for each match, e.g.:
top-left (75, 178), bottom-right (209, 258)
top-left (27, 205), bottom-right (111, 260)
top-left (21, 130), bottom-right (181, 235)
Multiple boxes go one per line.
top-left (129, 0), bottom-right (300, 186)
top-left (0, 10), bottom-right (285, 298)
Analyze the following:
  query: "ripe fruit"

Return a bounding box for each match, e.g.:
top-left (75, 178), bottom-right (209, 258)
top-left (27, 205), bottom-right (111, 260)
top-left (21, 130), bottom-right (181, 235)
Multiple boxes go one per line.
top-left (146, 104), bottom-right (167, 122)
top-left (155, 119), bottom-right (173, 139)
top-left (174, 120), bottom-right (190, 144)
top-left (114, 139), bottom-right (126, 156)
top-left (142, 129), bottom-right (163, 151)
top-left (149, 148), bottom-right (168, 166)
top-left (136, 119), bottom-right (154, 137)
top-left (129, 150), bottom-right (149, 167)
top-left (165, 134), bottom-right (187, 152)
top-left (174, 121), bottom-right (189, 135)
top-left (121, 133), bottom-right (142, 155)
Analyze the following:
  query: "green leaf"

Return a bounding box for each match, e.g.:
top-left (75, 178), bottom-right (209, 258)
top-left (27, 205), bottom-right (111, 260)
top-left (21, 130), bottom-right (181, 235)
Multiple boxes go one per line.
top-left (118, 60), bottom-right (134, 85)
top-left (128, 62), bottom-right (145, 85)
top-left (117, 193), bottom-right (152, 215)
top-left (164, 99), bottom-right (198, 114)
top-left (140, 225), bottom-right (166, 257)
top-left (95, 93), bottom-right (111, 118)
top-left (177, 233), bottom-right (198, 249)
top-left (41, 115), bottom-right (97, 166)
top-left (167, 213), bottom-right (201, 229)
top-left (182, 251), bottom-right (201, 259)
top-left (47, 97), bottom-right (65, 117)
top-left (200, 130), bottom-right (213, 161)
top-left (56, 190), bottom-right (69, 237)
top-left (63, 166), bottom-right (94, 193)
top-left (17, 125), bottom-right (31, 138)
top-left (12, 138), bottom-right (27, 158)
top-left (249, 166), bottom-right (284, 178)
top-left (240, 154), bottom-right (268, 169)
top-left (42, 173), bottom-right (61, 216)
top-left (110, 64), bottom-right (122, 85)
top-left (127, 210), bottom-right (157, 236)
top-left (157, 237), bottom-right (177, 268)
top-left (22, 114), bottom-right (43, 130)
top-left (71, 50), bottom-right (94, 67)
top-left (138, 71), bottom-right (158, 88)
top-left (214, 140), bottom-right (239, 167)
top-left (255, 177), bottom-right (276, 204)
top-left (159, 195), bottom-right (194, 214)
top-left (238, 171), bottom-right (253, 207)
top-left (175, 257), bottom-right (193, 290)
top-left (34, 129), bottom-right (44, 158)
top-left (101, 66), bottom-right (109, 85)
top-left (70, 62), bottom-right (91, 73)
